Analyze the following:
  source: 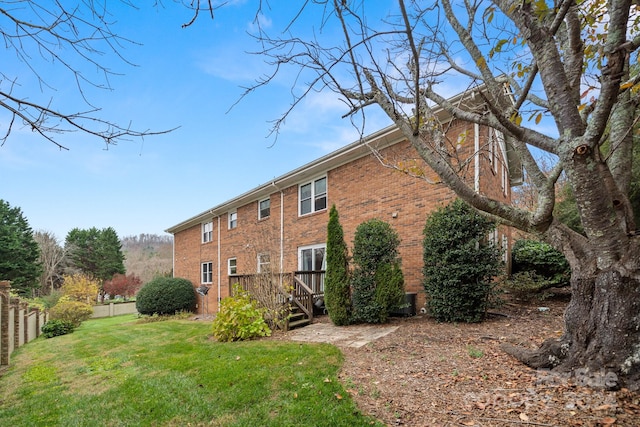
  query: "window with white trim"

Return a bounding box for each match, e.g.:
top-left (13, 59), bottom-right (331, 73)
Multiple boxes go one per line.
top-left (201, 262), bottom-right (213, 284)
top-left (259, 198), bottom-right (270, 220)
top-left (228, 258), bottom-right (237, 275)
top-left (258, 253), bottom-right (270, 273)
top-left (298, 244), bottom-right (326, 293)
top-left (299, 176), bottom-right (327, 216)
top-left (202, 221), bottom-right (213, 243)
top-left (228, 211), bottom-right (237, 229)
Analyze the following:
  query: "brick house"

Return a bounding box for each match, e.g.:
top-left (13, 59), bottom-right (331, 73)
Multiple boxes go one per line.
top-left (166, 100), bottom-right (522, 317)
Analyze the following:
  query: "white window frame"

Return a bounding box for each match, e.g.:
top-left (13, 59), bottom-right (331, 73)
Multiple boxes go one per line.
top-left (257, 253), bottom-right (270, 273)
top-left (201, 262), bottom-right (213, 284)
top-left (258, 198), bottom-right (270, 220)
top-left (299, 176), bottom-right (327, 216)
top-left (228, 211), bottom-right (237, 229)
top-left (298, 244), bottom-right (327, 293)
top-left (228, 257), bottom-right (237, 275)
top-left (202, 221), bottom-right (213, 243)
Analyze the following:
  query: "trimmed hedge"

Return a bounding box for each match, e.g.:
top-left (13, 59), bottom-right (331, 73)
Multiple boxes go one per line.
top-left (135, 277), bottom-right (197, 315)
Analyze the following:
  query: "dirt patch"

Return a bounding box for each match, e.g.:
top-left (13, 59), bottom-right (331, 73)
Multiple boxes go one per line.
top-left (297, 297), bottom-right (640, 426)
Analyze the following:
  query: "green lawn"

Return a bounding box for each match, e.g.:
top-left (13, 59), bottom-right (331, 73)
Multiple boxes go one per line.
top-left (0, 315), bottom-right (381, 426)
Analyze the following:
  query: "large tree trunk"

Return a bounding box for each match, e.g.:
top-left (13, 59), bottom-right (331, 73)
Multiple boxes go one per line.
top-left (504, 263), bottom-right (640, 390)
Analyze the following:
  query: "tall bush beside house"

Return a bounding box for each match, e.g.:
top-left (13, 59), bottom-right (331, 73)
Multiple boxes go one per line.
top-left (135, 277), bottom-right (196, 315)
top-left (324, 205), bottom-right (352, 326)
top-left (350, 218), bottom-right (405, 324)
top-left (423, 199), bottom-right (502, 323)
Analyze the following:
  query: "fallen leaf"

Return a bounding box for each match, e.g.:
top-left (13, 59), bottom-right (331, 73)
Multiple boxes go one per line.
top-left (461, 421), bottom-right (475, 426)
top-left (323, 378), bottom-right (332, 383)
top-left (519, 413), bottom-right (529, 421)
top-left (335, 393), bottom-right (343, 400)
top-left (595, 404), bottom-right (612, 411)
top-left (235, 356), bottom-right (240, 361)
top-left (601, 417), bottom-right (616, 425)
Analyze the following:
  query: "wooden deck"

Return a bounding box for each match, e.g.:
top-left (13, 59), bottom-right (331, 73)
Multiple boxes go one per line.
top-left (229, 271), bottom-right (325, 330)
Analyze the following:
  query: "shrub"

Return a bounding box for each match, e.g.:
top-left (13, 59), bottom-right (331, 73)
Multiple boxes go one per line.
top-left (60, 274), bottom-right (99, 303)
top-left (423, 199), bottom-right (502, 323)
top-left (212, 284), bottom-right (271, 342)
top-left (374, 261), bottom-right (405, 321)
top-left (41, 319), bottom-right (75, 338)
top-left (350, 219), bottom-right (405, 324)
top-left (135, 277), bottom-right (197, 315)
top-left (501, 271), bottom-right (558, 301)
top-left (511, 239), bottom-right (570, 287)
top-left (325, 205), bottom-right (352, 326)
top-left (49, 299), bottom-right (94, 327)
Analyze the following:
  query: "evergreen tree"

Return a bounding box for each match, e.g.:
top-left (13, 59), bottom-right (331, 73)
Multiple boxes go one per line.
top-left (0, 200), bottom-right (42, 295)
top-left (324, 205), bottom-right (351, 325)
top-left (65, 227), bottom-right (125, 282)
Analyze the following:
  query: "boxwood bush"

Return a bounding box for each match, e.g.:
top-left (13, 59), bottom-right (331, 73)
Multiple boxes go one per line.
top-left (135, 277), bottom-right (196, 315)
top-left (41, 319), bottom-right (75, 338)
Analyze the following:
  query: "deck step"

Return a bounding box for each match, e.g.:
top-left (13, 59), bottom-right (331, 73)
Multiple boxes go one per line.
top-left (288, 317), bottom-right (311, 329)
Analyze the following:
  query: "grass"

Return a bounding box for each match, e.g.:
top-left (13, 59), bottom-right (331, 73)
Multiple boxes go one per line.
top-left (0, 315), bottom-right (382, 426)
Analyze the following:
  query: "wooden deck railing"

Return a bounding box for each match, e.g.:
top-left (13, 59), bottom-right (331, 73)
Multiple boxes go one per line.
top-left (228, 271), bottom-right (325, 329)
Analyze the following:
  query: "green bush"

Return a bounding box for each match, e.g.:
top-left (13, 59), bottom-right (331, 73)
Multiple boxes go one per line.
top-left (350, 219), bottom-right (405, 324)
top-left (41, 319), bottom-right (75, 338)
top-left (212, 285), bottom-right (271, 342)
top-left (511, 239), bottom-right (570, 287)
top-left (49, 299), bottom-right (94, 327)
top-left (135, 277), bottom-right (196, 315)
top-left (324, 205), bottom-right (352, 326)
top-left (501, 271), bottom-right (557, 301)
top-left (423, 199), bottom-right (502, 323)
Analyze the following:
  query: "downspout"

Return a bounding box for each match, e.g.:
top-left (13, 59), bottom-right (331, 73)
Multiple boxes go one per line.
top-left (171, 234), bottom-right (175, 278)
top-left (217, 214), bottom-right (221, 311)
top-left (272, 181), bottom-right (285, 273)
top-left (474, 123), bottom-right (480, 193)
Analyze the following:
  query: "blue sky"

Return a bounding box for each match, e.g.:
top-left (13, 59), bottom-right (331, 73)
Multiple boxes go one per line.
top-left (0, 1), bottom-right (393, 241)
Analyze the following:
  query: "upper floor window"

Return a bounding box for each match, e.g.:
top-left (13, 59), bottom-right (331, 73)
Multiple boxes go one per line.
top-left (228, 258), bottom-right (237, 275)
top-left (259, 198), bottom-right (270, 220)
top-left (201, 262), bottom-right (213, 284)
top-left (228, 211), bottom-right (237, 229)
top-left (202, 221), bottom-right (213, 243)
top-left (299, 176), bottom-right (327, 216)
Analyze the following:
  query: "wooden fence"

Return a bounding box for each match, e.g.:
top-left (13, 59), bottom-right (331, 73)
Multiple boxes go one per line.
top-left (1, 280), bottom-right (48, 369)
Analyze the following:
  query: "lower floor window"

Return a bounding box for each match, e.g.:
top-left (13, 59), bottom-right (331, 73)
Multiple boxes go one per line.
top-left (202, 262), bottom-right (213, 284)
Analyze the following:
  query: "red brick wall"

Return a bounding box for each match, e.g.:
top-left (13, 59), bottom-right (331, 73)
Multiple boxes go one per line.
top-left (173, 124), bottom-right (513, 314)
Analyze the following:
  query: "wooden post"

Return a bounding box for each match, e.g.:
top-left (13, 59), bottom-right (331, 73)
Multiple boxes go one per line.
top-left (0, 280), bottom-right (10, 366)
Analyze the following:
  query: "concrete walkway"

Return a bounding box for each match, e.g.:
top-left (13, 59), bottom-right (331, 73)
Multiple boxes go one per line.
top-left (284, 322), bottom-right (399, 348)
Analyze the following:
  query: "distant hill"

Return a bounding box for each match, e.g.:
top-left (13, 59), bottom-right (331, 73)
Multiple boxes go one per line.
top-left (121, 234), bottom-right (173, 284)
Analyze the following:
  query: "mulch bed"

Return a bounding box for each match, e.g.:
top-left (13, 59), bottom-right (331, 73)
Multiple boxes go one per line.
top-left (332, 296), bottom-right (640, 426)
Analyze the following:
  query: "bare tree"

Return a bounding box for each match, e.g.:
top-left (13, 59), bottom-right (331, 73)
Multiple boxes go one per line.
top-left (33, 230), bottom-right (66, 293)
top-left (209, 1), bottom-right (640, 388)
top-left (0, 1), bottom-right (188, 149)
